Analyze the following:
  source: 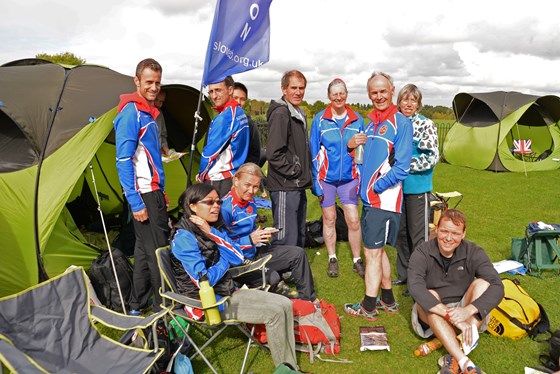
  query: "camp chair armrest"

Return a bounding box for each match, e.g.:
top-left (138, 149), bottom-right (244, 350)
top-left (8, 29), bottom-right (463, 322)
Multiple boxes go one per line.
top-left (0, 338), bottom-right (47, 374)
top-left (530, 230), bottom-right (560, 238)
top-left (228, 254), bottom-right (272, 278)
top-left (91, 305), bottom-right (168, 331)
top-left (435, 191), bottom-right (463, 199)
top-left (160, 290), bottom-right (230, 310)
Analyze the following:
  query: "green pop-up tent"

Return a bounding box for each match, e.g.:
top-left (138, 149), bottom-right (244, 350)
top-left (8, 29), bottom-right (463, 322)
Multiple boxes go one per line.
top-left (0, 59), bottom-right (211, 297)
top-left (443, 91), bottom-right (560, 172)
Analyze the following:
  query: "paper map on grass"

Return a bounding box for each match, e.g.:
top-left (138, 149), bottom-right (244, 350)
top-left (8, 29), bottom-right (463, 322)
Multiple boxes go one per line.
top-left (360, 326), bottom-right (390, 352)
top-left (458, 324), bottom-right (479, 355)
top-left (492, 260), bottom-right (524, 274)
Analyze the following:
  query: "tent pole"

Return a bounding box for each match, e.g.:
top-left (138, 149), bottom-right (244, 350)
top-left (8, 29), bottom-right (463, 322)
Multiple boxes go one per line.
top-left (514, 123), bottom-right (528, 177)
top-left (187, 84), bottom-right (205, 187)
top-left (33, 134), bottom-right (54, 283)
top-left (33, 72), bottom-right (71, 283)
top-left (88, 163), bottom-right (128, 314)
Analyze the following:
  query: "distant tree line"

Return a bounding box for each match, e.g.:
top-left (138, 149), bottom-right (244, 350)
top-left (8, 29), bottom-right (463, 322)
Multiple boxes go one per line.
top-left (35, 51), bottom-right (455, 121)
top-left (35, 52), bottom-right (86, 66)
top-left (247, 100), bottom-right (454, 121)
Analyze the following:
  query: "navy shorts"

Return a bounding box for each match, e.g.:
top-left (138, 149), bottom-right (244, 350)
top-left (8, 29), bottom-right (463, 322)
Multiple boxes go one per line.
top-left (361, 206), bottom-right (400, 248)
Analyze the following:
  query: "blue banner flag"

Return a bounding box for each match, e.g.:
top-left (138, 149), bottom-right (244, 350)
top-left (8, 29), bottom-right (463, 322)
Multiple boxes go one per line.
top-left (202, 0), bottom-right (272, 86)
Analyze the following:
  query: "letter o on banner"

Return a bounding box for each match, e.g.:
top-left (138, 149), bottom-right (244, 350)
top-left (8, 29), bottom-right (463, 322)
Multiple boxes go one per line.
top-left (249, 4), bottom-right (259, 20)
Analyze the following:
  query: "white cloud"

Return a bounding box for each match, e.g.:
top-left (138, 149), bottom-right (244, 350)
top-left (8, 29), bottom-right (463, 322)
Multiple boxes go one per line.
top-left (1, 0), bottom-right (559, 107)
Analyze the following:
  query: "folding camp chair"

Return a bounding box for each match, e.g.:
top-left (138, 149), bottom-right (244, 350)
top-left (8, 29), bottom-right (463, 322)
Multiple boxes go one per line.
top-left (522, 224), bottom-right (560, 274)
top-left (156, 246), bottom-right (272, 374)
top-left (0, 266), bottom-right (168, 374)
top-left (428, 191), bottom-right (464, 238)
top-left (434, 191), bottom-right (464, 210)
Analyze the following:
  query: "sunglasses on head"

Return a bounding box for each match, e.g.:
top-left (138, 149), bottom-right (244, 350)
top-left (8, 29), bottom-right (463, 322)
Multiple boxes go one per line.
top-left (196, 199), bottom-right (224, 206)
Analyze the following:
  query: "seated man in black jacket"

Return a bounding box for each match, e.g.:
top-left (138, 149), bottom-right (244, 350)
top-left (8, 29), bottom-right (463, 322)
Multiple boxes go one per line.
top-left (408, 209), bottom-right (504, 374)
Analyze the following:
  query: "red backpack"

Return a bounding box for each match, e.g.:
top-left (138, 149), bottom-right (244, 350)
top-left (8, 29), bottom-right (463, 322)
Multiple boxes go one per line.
top-left (251, 299), bottom-right (347, 363)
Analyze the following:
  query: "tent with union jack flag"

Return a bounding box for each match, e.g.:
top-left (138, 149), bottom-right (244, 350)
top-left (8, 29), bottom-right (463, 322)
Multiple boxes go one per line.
top-left (443, 91), bottom-right (560, 172)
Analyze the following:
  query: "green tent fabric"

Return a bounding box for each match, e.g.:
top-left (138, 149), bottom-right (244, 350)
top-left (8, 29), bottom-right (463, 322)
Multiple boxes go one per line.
top-left (0, 59), bottom-right (211, 297)
top-left (443, 91), bottom-right (560, 172)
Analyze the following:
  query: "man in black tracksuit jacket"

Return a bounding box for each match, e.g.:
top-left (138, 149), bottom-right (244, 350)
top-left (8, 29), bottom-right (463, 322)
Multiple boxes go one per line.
top-left (266, 70), bottom-right (312, 248)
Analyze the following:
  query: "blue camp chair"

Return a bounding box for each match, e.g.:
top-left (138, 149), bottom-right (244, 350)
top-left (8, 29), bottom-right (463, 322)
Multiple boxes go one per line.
top-left (0, 266), bottom-right (168, 373)
top-left (156, 246), bottom-right (271, 374)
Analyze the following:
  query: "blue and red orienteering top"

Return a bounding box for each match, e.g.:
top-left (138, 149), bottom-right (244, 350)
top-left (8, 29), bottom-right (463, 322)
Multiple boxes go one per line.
top-left (114, 92), bottom-right (165, 213)
top-left (358, 104), bottom-right (413, 213)
top-left (310, 104), bottom-right (363, 197)
top-left (170, 226), bottom-right (244, 320)
top-left (220, 189), bottom-right (258, 259)
top-left (197, 98), bottom-right (250, 182)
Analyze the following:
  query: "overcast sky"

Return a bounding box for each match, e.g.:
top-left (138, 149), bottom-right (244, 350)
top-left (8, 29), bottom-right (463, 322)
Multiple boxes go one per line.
top-left (2, 0), bottom-right (559, 107)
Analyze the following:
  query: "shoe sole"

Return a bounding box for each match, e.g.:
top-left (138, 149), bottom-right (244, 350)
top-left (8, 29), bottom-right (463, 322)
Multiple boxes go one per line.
top-left (436, 368), bottom-right (474, 374)
top-left (378, 307), bottom-right (398, 315)
top-left (352, 268), bottom-right (365, 277)
top-left (343, 309), bottom-right (378, 322)
top-left (327, 266), bottom-right (339, 277)
top-left (437, 355), bottom-right (462, 374)
top-left (377, 301), bottom-right (399, 315)
top-left (274, 289), bottom-right (298, 298)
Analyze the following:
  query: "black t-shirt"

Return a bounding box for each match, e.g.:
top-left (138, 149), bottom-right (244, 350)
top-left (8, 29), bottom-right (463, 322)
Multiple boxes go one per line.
top-left (441, 252), bottom-right (455, 273)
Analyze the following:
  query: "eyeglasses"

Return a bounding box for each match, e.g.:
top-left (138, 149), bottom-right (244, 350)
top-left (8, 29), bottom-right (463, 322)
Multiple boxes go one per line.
top-left (400, 98), bottom-right (418, 105)
top-left (196, 199), bottom-right (223, 206)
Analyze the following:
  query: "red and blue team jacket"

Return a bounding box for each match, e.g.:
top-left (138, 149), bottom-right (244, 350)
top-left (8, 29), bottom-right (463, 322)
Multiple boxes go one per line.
top-left (197, 98), bottom-right (250, 182)
top-left (310, 104), bottom-right (363, 197)
top-left (359, 105), bottom-right (413, 213)
top-left (170, 226), bottom-right (244, 319)
top-left (114, 93), bottom-right (165, 213)
top-left (220, 189), bottom-right (258, 259)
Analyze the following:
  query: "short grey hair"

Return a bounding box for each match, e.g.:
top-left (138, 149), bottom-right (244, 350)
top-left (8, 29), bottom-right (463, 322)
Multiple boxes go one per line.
top-left (234, 162), bottom-right (263, 179)
top-left (327, 78), bottom-right (348, 96)
top-left (367, 71), bottom-right (394, 88)
top-left (397, 83), bottom-right (423, 111)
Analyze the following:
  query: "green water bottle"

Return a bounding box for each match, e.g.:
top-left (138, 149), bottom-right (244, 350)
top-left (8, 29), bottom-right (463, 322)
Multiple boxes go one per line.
top-left (198, 272), bottom-right (222, 325)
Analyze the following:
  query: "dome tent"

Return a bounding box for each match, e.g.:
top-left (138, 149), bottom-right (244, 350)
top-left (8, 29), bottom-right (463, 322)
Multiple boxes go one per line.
top-left (443, 91), bottom-right (560, 172)
top-left (0, 59), bottom-right (211, 297)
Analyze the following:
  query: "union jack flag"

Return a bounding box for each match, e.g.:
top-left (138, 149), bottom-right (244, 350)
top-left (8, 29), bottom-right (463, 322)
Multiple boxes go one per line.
top-left (513, 139), bottom-right (533, 154)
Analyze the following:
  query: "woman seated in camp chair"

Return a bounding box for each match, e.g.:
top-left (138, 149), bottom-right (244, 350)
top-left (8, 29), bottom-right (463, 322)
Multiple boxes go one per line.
top-left (170, 183), bottom-right (299, 369)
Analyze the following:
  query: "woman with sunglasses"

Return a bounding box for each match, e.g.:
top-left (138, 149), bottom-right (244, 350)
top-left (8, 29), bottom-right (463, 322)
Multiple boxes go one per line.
top-left (170, 183), bottom-right (299, 369)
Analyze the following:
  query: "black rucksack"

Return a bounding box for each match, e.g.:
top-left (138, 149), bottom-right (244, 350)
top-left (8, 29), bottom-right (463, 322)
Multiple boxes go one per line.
top-left (120, 319), bottom-right (185, 373)
top-left (331, 204), bottom-right (349, 242)
top-left (538, 330), bottom-right (560, 372)
top-left (304, 219), bottom-right (324, 248)
top-left (304, 204), bottom-right (349, 248)
top-left (89, 248), bottom-right (133, 313)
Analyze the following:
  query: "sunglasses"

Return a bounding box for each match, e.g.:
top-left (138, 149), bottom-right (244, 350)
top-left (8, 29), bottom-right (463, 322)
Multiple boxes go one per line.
top-left (196, 199), bottom-right (224, 206)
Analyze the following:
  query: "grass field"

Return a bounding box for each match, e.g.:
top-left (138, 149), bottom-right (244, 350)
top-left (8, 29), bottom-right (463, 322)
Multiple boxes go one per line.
top-left (175, 162), bottom-right (560, 374)
top-left (94, 162), bottom-right (559, 373)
